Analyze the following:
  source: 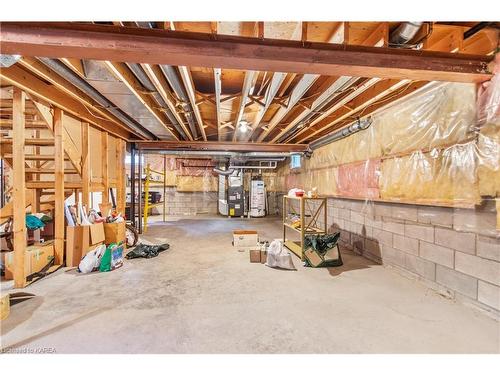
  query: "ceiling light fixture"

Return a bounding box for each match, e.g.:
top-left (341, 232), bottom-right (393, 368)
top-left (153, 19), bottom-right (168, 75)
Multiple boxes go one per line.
top-left (239, 120), bottom-right (249, 133)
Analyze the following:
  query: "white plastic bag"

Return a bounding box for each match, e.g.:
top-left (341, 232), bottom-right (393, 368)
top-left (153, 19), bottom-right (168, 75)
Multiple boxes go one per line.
top-left (265, 240), bottom-right (296, 270)
top-left (78, 244), bottom-right (106, 273)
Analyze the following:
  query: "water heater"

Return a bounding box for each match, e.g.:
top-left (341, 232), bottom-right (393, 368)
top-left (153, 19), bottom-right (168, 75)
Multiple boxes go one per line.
top-left (250, 179), bottom-right (266, 217)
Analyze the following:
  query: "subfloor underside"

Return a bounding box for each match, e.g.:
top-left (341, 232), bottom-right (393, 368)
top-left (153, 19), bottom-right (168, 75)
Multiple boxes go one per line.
top-left (1, 215), bottom-right (499, 353)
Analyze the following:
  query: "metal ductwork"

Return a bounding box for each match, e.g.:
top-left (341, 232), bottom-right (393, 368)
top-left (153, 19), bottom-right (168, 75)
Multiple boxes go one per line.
top-left (160, 65), bottom-right (199, 139)
top-left (213, 167), bottom-right (235, 176)
top-left (126, 63), bottom-right (189, 139)
top-left (38, 58), bottom-right (156, 140)
top-left (0, 54), bottom-right (21, 68)
top-left (310, 117), bottom-right (373, 150)
top-left (389, 22), bottom-right (423, 47)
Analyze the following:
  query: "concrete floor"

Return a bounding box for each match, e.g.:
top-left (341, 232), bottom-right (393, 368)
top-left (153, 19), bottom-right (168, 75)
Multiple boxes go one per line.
top-left (1, 215), bottom-right (499, 353)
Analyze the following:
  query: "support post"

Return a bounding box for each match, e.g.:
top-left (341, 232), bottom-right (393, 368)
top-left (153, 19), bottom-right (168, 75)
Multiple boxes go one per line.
top-left (101, 132), bottom-right (111, 215)
top-left (116, 139), bottom-right (126, 215)
top-left (81, 122), bottom-right (90, 209)
top-left (130, 144), bottom-right (136, 227)
top-left (138, 149), bottom-right (143, 233)
top-left (163, 155), bottom-right (166, 222)
top-left (13, 87), bottom-right (26, 288)
top-left (143, 163), bottom-right (150, 233)
top-left (54, 107), bottom-right (65, 265)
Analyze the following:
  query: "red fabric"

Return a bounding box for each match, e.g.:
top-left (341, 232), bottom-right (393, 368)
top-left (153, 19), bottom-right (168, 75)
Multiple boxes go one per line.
top-left (337, 159), bottom-right (380, 199)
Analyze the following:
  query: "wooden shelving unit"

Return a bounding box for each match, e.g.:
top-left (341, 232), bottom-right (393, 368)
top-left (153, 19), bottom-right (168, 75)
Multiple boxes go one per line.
top-left (282, 196), bottom-right (327, 260)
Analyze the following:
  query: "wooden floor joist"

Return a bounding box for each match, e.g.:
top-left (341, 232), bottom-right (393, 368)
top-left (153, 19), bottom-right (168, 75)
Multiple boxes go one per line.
top-left (0, 22), bottom-right (493, 83)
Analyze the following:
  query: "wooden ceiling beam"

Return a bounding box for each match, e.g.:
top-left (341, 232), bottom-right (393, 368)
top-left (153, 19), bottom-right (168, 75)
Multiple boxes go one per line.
top-left (0, 23), bottom-right (492, 83)
top-left (0, 65), bottom-right (133, 140)
top-left (135, 140), bottom-right (308, 153)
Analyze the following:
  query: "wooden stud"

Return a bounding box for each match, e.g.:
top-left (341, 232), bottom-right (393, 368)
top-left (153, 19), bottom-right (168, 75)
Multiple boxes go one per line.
top-left (81, 122), bottom-right (90, 209)
top-left (12, 87), bottom-right (26, 288)
top-left (53, 107), bottom-right (65, 265)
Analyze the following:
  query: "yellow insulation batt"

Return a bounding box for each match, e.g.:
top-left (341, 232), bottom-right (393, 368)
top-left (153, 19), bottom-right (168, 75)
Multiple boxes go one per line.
top-left (477, 123), bottom-right (500, 196)
top-left (176, 175), bottom-right (218, 192)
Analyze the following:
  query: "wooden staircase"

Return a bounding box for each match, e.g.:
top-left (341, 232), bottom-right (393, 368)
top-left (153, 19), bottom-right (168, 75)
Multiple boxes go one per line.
top-left (1, 94), bottom-right (82, 221)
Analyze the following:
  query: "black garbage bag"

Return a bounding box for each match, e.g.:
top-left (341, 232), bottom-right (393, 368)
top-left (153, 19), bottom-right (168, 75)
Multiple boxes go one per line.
top-left (303, 232), bottom-right (343, 268)
top-left (125, 243), bottom-right (170, 259)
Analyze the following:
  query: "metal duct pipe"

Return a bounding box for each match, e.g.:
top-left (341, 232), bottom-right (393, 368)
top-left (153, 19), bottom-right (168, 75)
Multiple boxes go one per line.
top-left (310, 118), bottom-right (372, 150)
top-left (213, 167), bottom-right (235, 176)
top-left (38, 58), bottom-right (156, 140)
top-left (464, 22), bottom-right (494, 39)
top-left (160, 65), bottom-right (199, 139)
top-left (127, 62), bottom-right (188, 139)
top-left (389, 22), bottom-right (423, 47)
top-left (156, 150), bottom-right (297, 158)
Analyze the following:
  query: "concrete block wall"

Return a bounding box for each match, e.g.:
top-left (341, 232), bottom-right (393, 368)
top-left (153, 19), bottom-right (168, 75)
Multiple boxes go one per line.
top-left (277, 193), bottom-right (500, 316)
top-left (152, 187), bottom-right (218, 216)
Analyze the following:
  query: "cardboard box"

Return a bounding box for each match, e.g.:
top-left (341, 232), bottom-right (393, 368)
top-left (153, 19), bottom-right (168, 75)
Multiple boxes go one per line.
top-left (233, 230), bottom-right (258, 248)
top-left (66, 223), bottom-right (105, 267)
top-left (103, 222), bottom-right (126, 245)
top-left (3, 241), bottom-right (55, 280)
top-left (249, 248), bottom-right (261, 263)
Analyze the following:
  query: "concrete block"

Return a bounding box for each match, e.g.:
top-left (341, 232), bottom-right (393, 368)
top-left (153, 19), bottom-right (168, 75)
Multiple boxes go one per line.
top-left (372, 228), bottom-right (393, 247)
top-left (364, 238), bottom-right (381, 258)
top-left (453, 208), bottom-right (498, 238)
top-left (339, 229), bottom-right (351, 244)
top-left (349, 200), bottom-right (365, 212)
top-left (404, 253), bottom-right (436, 280)
top-left (380, 245), bottom-right (406, 268)
top-left (392, 204), bottom-right (418, 222)
top-left (477, 235), bottom-right (500, 262)
top-left (373, 202), bottom-right (393, 218)
top-left (419, 241), bottom-right (454, 268)
top-left (435, 227), bottom-right (476, 255)
top-left (350, 211), bottom-right (365, 225)
top-left (364, 215), bottom-right (383, 229)
top-left (436, 265), bottom-right (478, 299)
top-left (332, 199), bottom-right (350, 209)
top-left (405, 223), bottom-right (434, 243)
top-left (455, 252), bottom-right (500, 286)
top-left (351, 234), bottom-right (364, 252)
top-left (478, 281), bottom-right (500, 311)
top-left (382, 220), bottom-right (405, 235)
top-left (417, 206), bottom-right (453, 228)
top-left (350, 222), bottom-right (364, 236)
top-left (393, 234), bottom-right (419, 255)
top-left (333, 208), bottom-right (351, 220)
